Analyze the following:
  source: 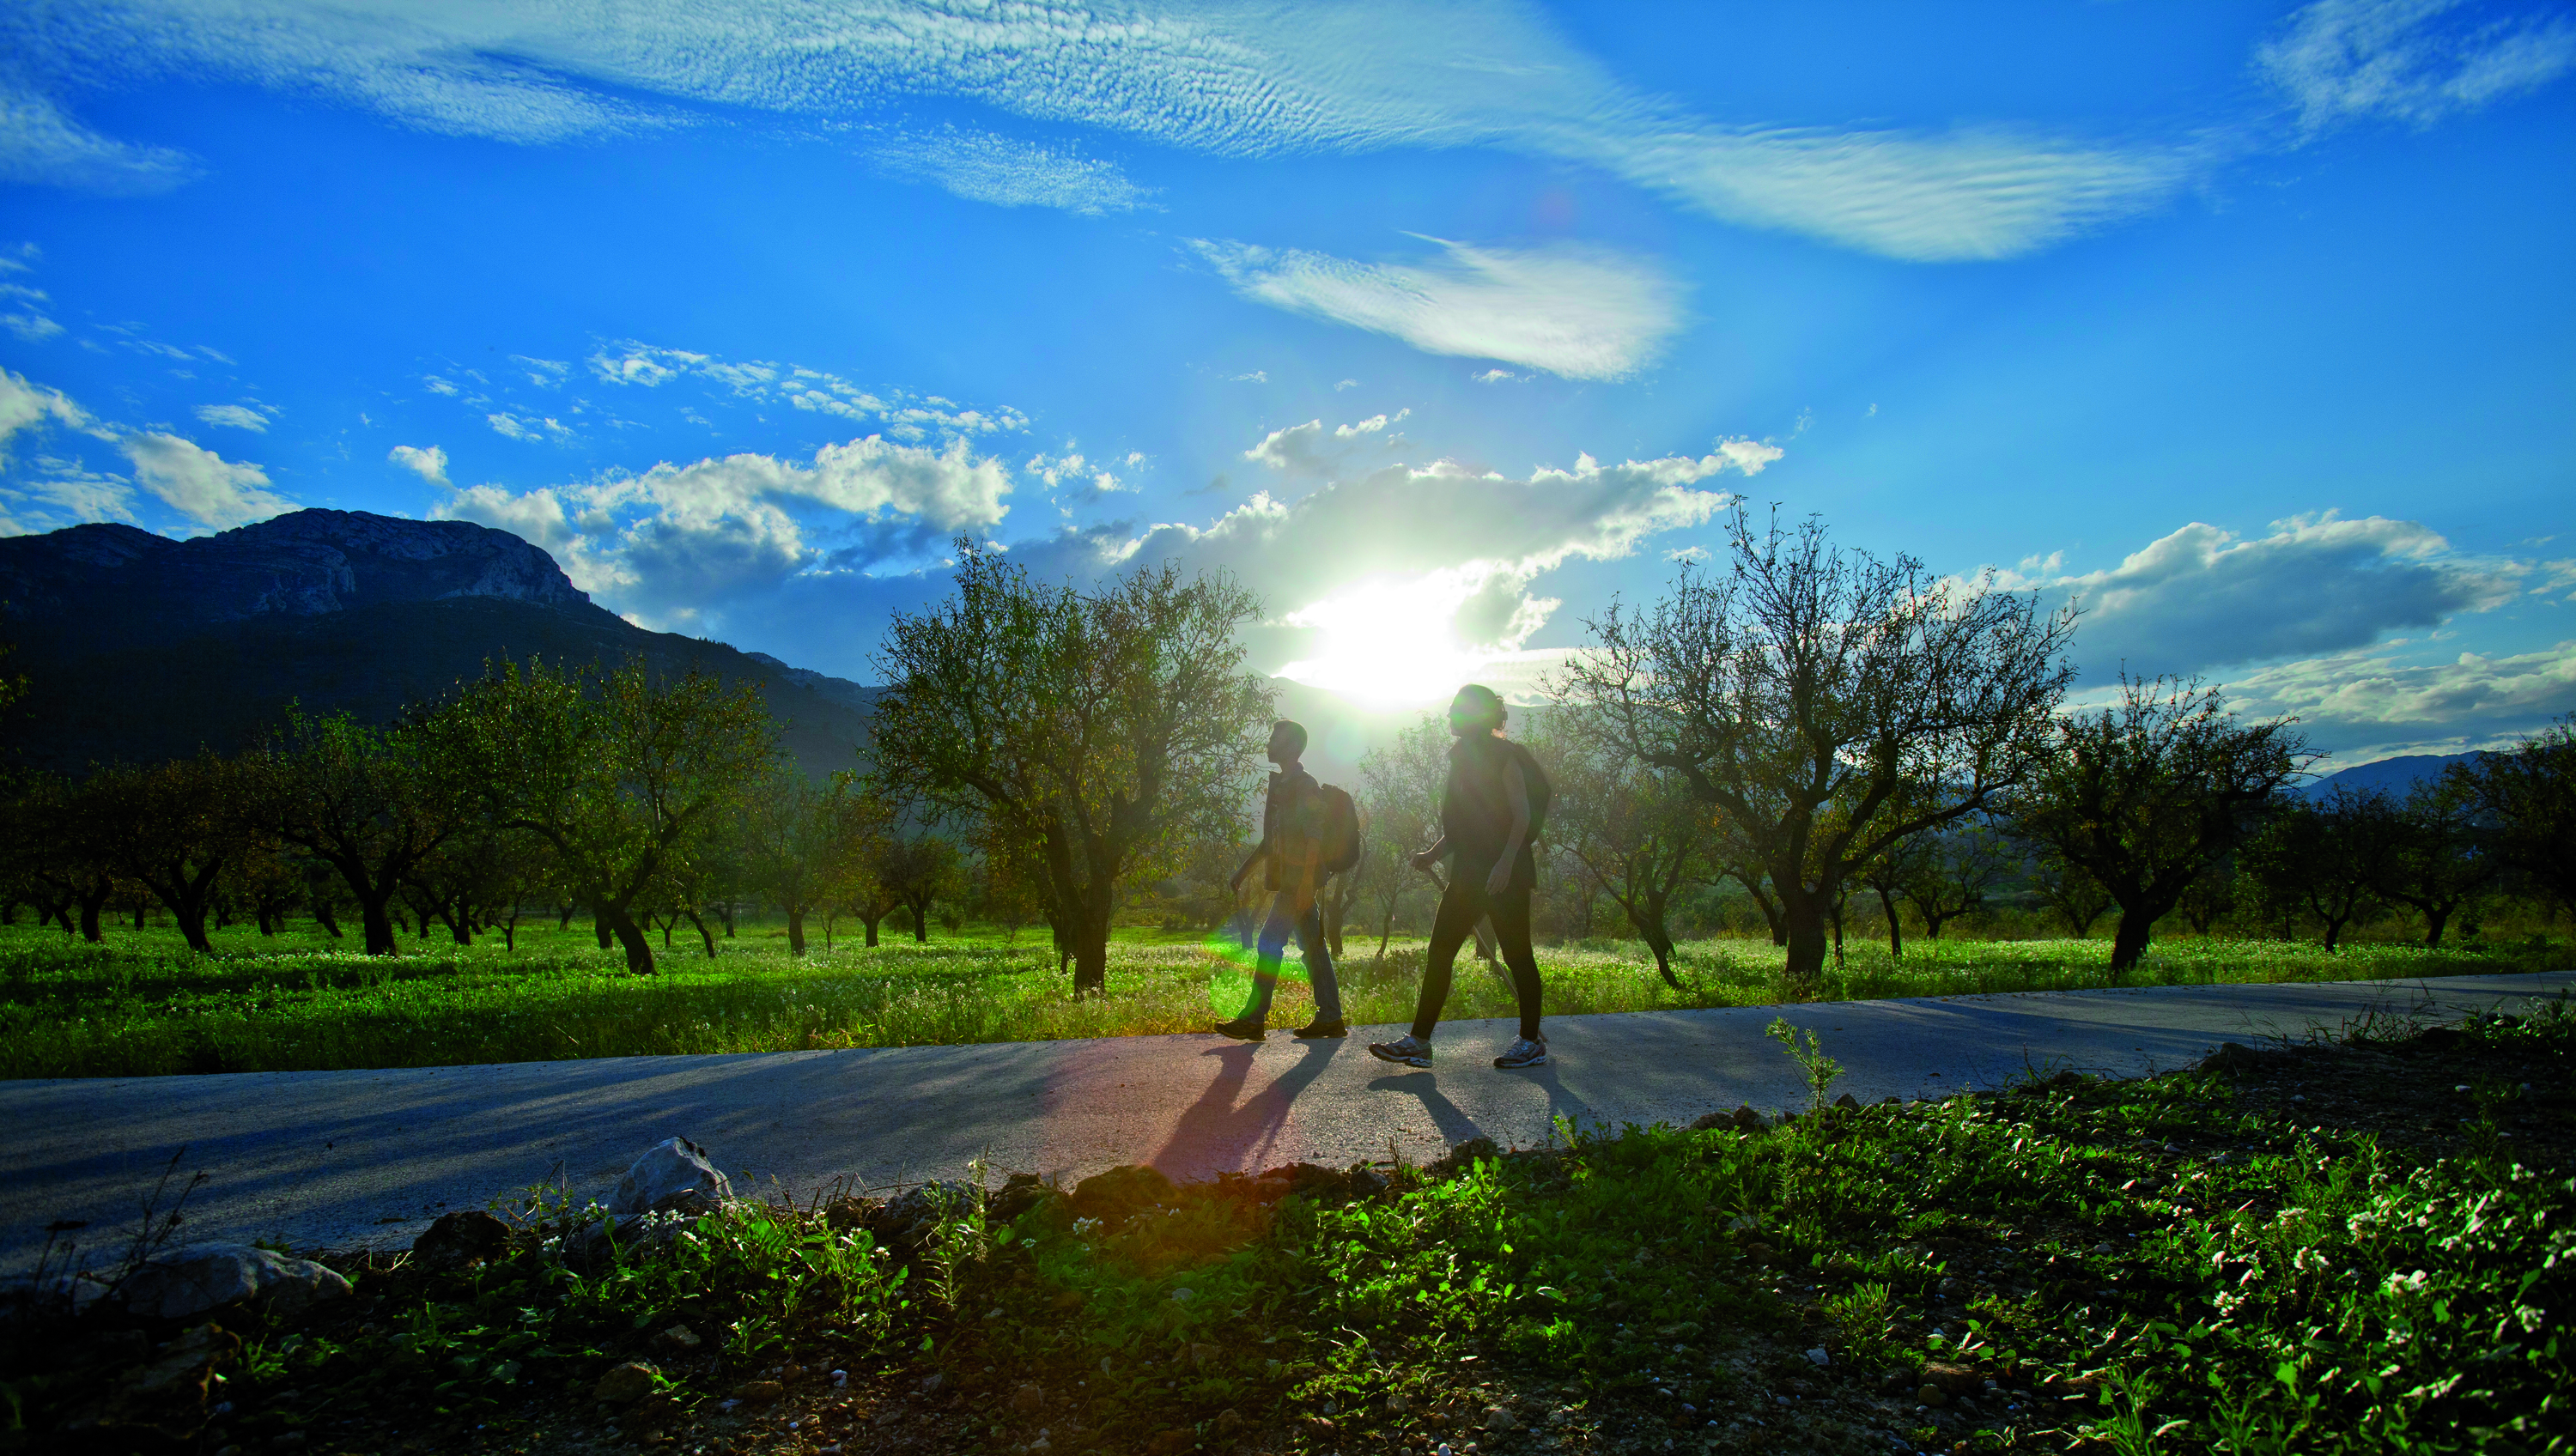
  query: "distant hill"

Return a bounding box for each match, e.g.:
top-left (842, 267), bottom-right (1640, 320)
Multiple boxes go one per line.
top-left (0, 510), bottom-right (876, 780)
top-left (2300, 752), bottom-right (2481, 799)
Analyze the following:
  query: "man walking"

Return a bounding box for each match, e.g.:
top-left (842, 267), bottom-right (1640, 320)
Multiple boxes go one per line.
top-left (1213, 719), bottom-right (1346, 1040)
top-left (1369, 684), bottom-right (1550, 1070)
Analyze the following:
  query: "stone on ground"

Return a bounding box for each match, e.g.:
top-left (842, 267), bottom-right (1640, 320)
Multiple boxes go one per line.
top-left (120, 1243), bottom-right (352, 1320)
top-left (610, 1136), bottom-right (731, 1216)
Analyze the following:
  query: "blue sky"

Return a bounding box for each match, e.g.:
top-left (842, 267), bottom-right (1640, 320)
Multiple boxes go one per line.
top-left (1, 0), bottom-right (2571, 766)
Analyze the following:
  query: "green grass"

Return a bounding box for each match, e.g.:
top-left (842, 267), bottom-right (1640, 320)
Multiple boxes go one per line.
top-left (14, 997), bottom-right (2568, 1453)
top-left (1, 919), bottom-right (2566, 1080)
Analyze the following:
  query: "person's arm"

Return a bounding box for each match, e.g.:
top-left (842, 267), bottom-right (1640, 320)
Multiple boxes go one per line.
top-left (1231, 786), bottom-right (1278, 889)
top-left (1484, 759), bottom-right (1531, 897)
top-left (1410, 834), bottom-right (1449, 872)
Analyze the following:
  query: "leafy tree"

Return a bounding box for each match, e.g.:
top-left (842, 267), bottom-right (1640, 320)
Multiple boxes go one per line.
top-left (2030, 849), bottom-right (2116, 938)
top-left (1899, 822), bottom-right (2009, 941)
top-left (449, 657), bottom-right (780, 975)
top-left (2340, 778), bottom-right (2494, 947)
top-left (1355, 711), bottom-right (1452, 961)
top-left (1541, 719), bottom-right (1710, 987)
top-left (2447, 717), bottom-right (2576, 919)
top-left (868, 542), bottom-right (1272, 994)
top-left (2244, 790), bottom-right (2384, 952)
top-left (258, 707), bottom-right (480, 956)
top-left (2004, 674), bottom-right (2309, 973)
top-left (83, 754), bottom-right (264, 953)
top-left (2175, 853), bottom-right (2238, 934)
top-left (878, 833), bottom-right (963, 943)
top-left (0, 775), bottom-right (118, 940)
top-left (1559, 509), bottom-right (2075, 994)
top-left (738, 770), bottom-right (884, 956)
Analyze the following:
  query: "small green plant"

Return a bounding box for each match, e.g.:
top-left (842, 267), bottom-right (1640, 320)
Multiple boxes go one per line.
top-left (1823, 1282), bottom-right (1899, 1368)
top-left (1765, 1016), bottom-right (1843, 1110)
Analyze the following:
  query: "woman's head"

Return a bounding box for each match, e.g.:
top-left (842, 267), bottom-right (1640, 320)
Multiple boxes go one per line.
top-left (1446, 683), bottom-right (1507, 737)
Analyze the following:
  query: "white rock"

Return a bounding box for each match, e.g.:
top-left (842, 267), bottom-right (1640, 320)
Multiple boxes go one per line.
top-left (121, 1243), bottom-right (353, 1320)
top-left (610, 1137), bottom-right (731, 1216)
top-left (1805, 1347), bottom-right (1831, 1367)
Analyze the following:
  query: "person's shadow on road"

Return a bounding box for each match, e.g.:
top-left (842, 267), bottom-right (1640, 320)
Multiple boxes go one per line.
top-left (1364, 1072), bottom-right (1487, 1150)
top-left (1150, 1039), bottom-right (1341, 1178)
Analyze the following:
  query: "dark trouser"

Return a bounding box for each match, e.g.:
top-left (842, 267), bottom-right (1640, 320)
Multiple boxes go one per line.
top-left (1411, 872), bottom-right (1542, 1042)
top-left (1242, 892), bottom-right (1342, 1026)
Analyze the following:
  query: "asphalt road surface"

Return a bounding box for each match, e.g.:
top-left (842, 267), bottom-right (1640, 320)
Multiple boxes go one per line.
top-left (7, 970), bottom-right (2569, 1276)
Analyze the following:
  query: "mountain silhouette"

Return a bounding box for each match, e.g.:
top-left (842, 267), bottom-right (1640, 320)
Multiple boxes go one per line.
top-left (0, 509), bottom-right (874, 779)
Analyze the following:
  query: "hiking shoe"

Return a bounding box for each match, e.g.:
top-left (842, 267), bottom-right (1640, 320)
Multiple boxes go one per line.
top-left (1212, 1016), bottom-right (1267, 1040)
top-left (1368, 1034), bottom-right (1432, 1068)
top-left (1291, 1019), bottom-right (1347, 1039)
top-left (1493, 1035), bottom-right (1550, 1069)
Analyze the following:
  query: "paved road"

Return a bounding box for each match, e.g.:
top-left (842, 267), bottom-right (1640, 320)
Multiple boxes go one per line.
top-left (7, 971), bottom-right (2570, 1276)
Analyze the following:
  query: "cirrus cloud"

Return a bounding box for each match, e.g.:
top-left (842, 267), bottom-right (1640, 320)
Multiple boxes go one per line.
top-left (1191, 237), bottom-right (1684, 381)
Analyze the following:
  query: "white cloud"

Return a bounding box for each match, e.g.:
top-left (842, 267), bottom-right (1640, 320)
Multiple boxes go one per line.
top-left (851, 123), bottom-right (1154, 214)
top-left (2260, 0), bottom-right (2576, 131)
top-left (1472, 368), bottom-right (1523, 385)
top-left (193, 403), bottom-right (272, 432)
top-left (119, 432), bottom-right (291, 528)
top-left (1334, 379), bottom-right (1360, 391)
top-left (1194, 237), bottom-right (1684, 381)
top-left (1024, 435), bottom-right (1777, 682)
top-left (585, 341), bottom-right (1028, 443)
top-left (510, 355), bottom-right (570, 387)
top-left (0, 367), bottom-right (98, 456)
top-left (388, 443), bottom-right (448, 485)
top-left (1229, 370), bottom-right (1269, 384)
top-left (0, 76), bottom-right (197, 195)
top-left (422, 375), bottom-right (461, 397)
top-left (0, 463), bottom-right (140, 537)
top-left (2222, 639), bottom-right (2576, 749)
top-left (1242, 410), bottom-right (1413, 476)
top-left (1, 2), bottom-right (2202, 259)
top-left (2004, 513), bottom-right (2524, 678)
top-left (487, 412), bottom-right (568, 442)
top-left (434, 433), bottom-right (1014, 627)
top-left (2, 282), bottom-right (63, 342)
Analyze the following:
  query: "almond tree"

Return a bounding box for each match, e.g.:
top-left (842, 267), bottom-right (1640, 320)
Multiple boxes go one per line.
top-left (449, 657), bottom-right (779, 976)
top-left (738, 769), bottom-right (884, 956)
top-left (1560, 509), bottom-right (2075, 995)
top-left (1540, 718), bottom-right (1711, 988)
top-left (869, 542), bottom-right (1272, 994)
top-left (261, 708), bottom-right (477, 956)
top-left (82, 753), bottom-right (263, 953)
top-left (2447, 716), bottom-right (2576, 919)
top-left (2004, 674), bottom-right (2309, 972)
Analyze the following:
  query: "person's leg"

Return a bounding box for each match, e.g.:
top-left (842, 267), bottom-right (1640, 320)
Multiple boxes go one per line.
top-left (1487, 889), bottom-right (1544, 1042)
top-left (1295, 897), bottom-right (1342, 1027)
top-left (1410, 877), bottom-right (1483, 1040)
top-left (1239, 893), bottom-right (1297, 1023)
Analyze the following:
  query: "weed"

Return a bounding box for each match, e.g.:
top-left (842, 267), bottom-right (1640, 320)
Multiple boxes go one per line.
top-left (1766, 1015), bottom-right (1844, 1111)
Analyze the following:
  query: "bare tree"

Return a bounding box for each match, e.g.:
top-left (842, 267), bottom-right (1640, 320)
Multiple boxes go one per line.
top-left (1899, 822), bottom-right (2008, 941)
top-left (1558, 508), bottom-right (2074, 994)
top-left (2362, 778), bottom-right (2494, 947)
top-left (2004, 674), bottom-right (2310, 972)
top-left (1541, 718), bottom-right (1711, 987)
top-left (2243, 788), bottom-right (2384, 952)
top-left (868, 542), bottom-right (1273, 994)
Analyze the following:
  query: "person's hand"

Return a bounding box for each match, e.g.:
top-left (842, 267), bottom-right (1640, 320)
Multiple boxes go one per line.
top-left (1228, 867), bottom-right (1246, 889)
top-left (1411, 848), bottom-right (1440, 871)
top-left (1484, 860), bottom-right (1513, 897)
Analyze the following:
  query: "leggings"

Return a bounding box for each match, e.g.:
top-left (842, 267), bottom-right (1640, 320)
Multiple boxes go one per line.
top-left (1411, 873), bottom-right (1542, 1042)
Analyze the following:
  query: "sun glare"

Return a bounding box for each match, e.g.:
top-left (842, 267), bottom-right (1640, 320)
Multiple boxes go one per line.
top-left (1273, 577), bottom-right (1496, 706)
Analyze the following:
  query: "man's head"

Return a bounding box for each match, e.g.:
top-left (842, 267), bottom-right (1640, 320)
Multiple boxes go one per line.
top-left (1446, 684), bottom-right (1506, 738)
top-left (1267, 719), bottom-right (1309, 766)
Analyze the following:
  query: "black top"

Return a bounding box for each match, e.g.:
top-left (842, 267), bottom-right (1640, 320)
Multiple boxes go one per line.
top-left (1442, 735), bottom-right (1539, 891)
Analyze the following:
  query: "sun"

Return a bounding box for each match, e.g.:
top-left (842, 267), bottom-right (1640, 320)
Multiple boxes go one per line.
top-left (1273, 577), bottom-right (1495, 707)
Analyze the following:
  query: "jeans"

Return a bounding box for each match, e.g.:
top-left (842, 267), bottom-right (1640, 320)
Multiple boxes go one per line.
top-left (1411, 871), bottom-right (1542, 1042)
top-left (1241, 891), bottom-right (1342, 1025)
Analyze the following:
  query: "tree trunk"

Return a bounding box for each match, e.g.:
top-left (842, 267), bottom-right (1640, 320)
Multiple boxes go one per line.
top-left (357, 890), bottom-right (400, 956)
top-left (1376, 897), bottom-right (1400, 962)
top-left (787, 906), bottom-right (808, 956)
top-left (1070, 883), bottom-right (1115, 996)
top-left (2107, 907), bottom-right (2160, 976)
top-left (861, 912), bottom-right (882, 947)
top-left (601, 902), bottom-right (656, 975)
top-left (594, 911), bottom-right (613, 950)
top-left (910, 898), bottom-right (930, 943)
top-left (684, 910), bottom-right (718, 959)
top-left (1876, 885), bottom-right (1905, 957)
top-left (557, 903), bottom-right (577, 931)
top-left (1643, 921), bottom-right (1680, 992)
top-left (2422, 903), bottom-right (2450, 949)
top-left (1776, 875), bottom-right (1831, 995)
top-left (77, 886), bottom-right (108, 943)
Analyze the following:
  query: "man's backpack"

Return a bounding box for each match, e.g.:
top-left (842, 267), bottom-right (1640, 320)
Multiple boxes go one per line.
top-left (1504, 740), bottom-right (1553, 841)
top-left (1317, 783), bottom-right (1363, 874)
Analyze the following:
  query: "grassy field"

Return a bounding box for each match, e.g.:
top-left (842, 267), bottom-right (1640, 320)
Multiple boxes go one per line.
top-left (3, 916), bottom-right (2566, 1079)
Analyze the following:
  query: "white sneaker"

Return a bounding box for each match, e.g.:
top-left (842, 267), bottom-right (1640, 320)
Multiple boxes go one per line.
top-left (1493, 1035), bottom-right (1549, 1069)
top-left (1368, 1034), bottom-right (1432, 1068)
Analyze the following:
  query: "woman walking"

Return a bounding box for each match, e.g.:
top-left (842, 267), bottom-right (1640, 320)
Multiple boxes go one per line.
top-left (1369, 684), bottom-right (1551, 1071)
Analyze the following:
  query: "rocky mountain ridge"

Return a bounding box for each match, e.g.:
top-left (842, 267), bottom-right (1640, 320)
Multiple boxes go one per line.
top-left (0, 510), bottom-right (874, 779)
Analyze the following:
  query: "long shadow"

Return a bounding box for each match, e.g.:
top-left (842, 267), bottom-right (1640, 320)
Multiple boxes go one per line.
top-left (1363, 1071), bottom-right (1487, 1150)
top-left (1149, 1040), bottom-right (1343, 1180)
